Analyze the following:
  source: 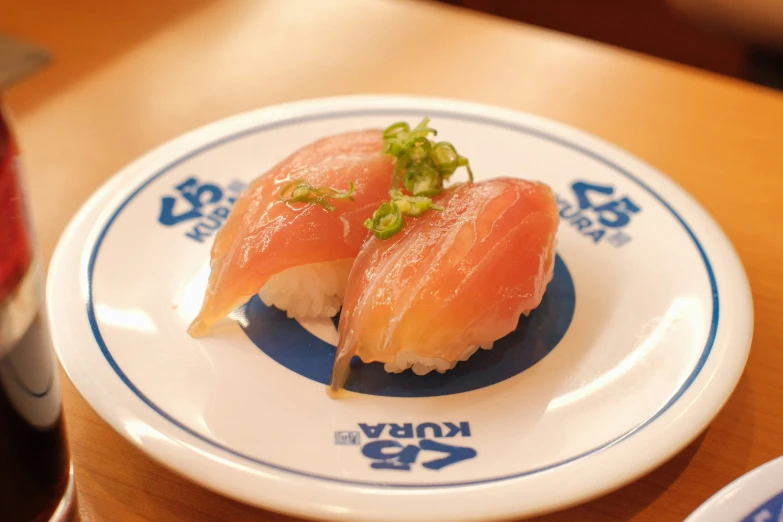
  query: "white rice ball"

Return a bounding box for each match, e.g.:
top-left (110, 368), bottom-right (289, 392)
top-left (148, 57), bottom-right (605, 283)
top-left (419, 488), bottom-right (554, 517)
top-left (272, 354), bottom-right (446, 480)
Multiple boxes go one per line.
top-left (383, 342), bottom-right (495, 375)
top-left (258, 259), bottom-right (353, 318)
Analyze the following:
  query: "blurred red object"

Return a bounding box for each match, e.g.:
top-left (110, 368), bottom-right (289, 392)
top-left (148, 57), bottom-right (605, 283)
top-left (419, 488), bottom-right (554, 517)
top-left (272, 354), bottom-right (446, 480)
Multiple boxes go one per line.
top-left (0, 103), bottom-right (33, 305)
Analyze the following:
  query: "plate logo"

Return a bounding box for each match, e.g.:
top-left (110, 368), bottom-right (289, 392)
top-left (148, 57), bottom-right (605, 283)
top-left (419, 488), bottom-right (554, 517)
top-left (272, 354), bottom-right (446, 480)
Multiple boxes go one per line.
top-left (157, 176), bottom-right (247, 243)
top-left (556, 180), bottom-right (641, 247)
top-left (337, 422), bottom-right (477, 471)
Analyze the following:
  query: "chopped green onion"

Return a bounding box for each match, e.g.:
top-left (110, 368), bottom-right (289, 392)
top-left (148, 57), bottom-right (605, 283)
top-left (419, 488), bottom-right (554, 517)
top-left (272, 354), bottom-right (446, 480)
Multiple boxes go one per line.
top-left (364, 202), bottom-right (404, 239)
top-left (390, 190), bottom-right (443, 217)
top-left (382, 122), bottom-right (411, 156)
top-left (366, 117), bottom-right (473, 239)
top-left (403, 163), bottom-right (441, 197)
top-left (381, 118), bottom-right (473, 191)
top-left (409, 117), bottom-right (437, 139)
top-left (406, 137), bottom-right (431, 162)
top-left (363, 192), bottom-right (444, 239)
top-left (279, 179), bottom-right (355, 212)
top-left (457, 156), bottom-right (474, 182)
top-left (430, 141), bottom-right (458, 177)
top-left (383, 121), bottom-right (410, 139)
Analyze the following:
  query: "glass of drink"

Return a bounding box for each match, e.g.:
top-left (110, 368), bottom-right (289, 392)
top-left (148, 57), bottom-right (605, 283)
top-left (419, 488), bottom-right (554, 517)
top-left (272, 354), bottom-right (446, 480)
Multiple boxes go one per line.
top-left (0, 101), bottom-right (78, 521)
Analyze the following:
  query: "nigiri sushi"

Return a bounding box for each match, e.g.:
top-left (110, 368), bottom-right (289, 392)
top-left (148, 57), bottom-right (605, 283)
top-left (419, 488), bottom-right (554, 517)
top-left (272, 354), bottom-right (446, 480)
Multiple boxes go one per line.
top-left (330, 178), bottom-right (560, 391)
top-left (187, 129), bottom-right (394, 337)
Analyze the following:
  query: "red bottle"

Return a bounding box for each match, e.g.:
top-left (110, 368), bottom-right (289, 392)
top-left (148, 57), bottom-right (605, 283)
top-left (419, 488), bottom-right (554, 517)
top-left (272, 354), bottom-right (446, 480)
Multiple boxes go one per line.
top-left (0, 100), bottom-right (77, 521)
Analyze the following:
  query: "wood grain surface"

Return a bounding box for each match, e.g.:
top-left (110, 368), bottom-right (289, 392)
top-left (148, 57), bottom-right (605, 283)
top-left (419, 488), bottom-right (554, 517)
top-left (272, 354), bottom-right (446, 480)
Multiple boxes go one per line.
top-left (2, 0), bottom-right (783, 520)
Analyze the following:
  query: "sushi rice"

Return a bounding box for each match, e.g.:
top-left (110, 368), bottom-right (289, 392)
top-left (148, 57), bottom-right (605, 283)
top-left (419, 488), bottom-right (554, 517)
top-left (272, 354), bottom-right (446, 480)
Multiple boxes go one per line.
top-left (384, 342), bottom-right (495, 375)
top-left (258, 259), bottom-right (353, 319)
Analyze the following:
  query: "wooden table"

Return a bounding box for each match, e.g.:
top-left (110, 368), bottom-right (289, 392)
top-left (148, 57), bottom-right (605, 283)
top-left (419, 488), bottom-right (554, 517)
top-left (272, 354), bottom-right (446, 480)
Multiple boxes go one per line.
top-left (3, 0), bottom-right (783, 520)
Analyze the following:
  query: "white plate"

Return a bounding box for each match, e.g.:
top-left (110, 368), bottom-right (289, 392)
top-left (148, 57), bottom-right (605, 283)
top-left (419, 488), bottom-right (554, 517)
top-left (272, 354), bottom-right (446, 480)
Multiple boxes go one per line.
top-left (686, 456), bottom-right (783, 522)
top-left (46, 95), bottom-right (753, 522)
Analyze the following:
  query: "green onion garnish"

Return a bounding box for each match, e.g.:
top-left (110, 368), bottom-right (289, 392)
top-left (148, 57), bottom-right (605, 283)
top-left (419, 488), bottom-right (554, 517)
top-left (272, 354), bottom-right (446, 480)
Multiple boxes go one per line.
top-left (390, 190), bottom-right (444, 216)
top-left (279, 179), bottom-right (355, 212)
top-left (364, 118), bottom-right (472, 240)
top-left (381, 118), bottom-right (472, 196)
top-left (363, 190), bottom-right (443, 239)
top-left (364, 201), bottom-right (405, 240)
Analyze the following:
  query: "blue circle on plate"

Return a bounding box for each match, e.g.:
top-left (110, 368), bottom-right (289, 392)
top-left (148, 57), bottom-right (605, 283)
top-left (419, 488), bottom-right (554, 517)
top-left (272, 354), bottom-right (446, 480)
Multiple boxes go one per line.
top-left (237, 254), bottom-right (575, 397)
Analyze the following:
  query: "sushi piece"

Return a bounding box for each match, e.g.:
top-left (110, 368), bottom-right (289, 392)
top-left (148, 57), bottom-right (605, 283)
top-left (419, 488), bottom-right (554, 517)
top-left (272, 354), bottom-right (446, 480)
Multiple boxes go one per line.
top-left (330, 178), bottom-right (560, 391)
top-left (187, 129), bottom-right (394, 337)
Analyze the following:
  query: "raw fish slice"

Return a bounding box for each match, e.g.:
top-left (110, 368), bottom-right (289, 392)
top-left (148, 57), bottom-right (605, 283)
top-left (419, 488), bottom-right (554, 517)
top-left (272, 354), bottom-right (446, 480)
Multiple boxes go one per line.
top-left (188, 129), bottom-right (394, 336)
top-left (331, 178), bottom-right (559, 390)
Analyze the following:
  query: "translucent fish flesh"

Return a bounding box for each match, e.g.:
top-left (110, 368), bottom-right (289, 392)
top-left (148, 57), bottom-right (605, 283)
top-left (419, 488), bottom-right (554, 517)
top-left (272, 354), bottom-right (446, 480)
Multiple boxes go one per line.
top-left (188, 129), bottom-right (394, 336)
top-left (330, 178), bottom-right (560, 391)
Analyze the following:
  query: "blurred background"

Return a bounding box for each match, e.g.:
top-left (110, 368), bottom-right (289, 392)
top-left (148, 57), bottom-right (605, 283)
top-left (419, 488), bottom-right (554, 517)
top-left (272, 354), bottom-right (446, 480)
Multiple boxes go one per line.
top-left (437, 0), bottom-right (783, 90)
